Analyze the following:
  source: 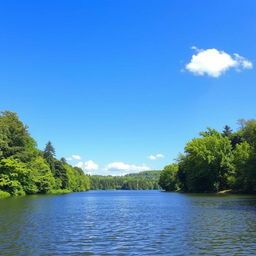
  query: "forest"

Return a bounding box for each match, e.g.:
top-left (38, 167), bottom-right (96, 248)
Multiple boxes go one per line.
top-left (0, 111), bottom-right (90, 198)
top-left (1, 110), bottom-right (256, 198)
top-left (159, 120), bottom-right (256, 193)
top-left (90, 171), bottom-right (161, 190)
top-left (0, 110), bottom-right (160, 198)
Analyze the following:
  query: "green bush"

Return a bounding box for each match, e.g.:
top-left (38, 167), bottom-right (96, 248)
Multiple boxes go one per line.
top-left (0, 190), bottom-right (11, 199)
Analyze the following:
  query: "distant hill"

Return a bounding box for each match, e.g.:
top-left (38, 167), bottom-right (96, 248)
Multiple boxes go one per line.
top-left (90, 170), bottom-right (161, 190)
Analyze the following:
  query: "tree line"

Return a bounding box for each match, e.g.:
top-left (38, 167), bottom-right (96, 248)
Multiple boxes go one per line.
top-left (3, 110), bottom-right (255, 197)
top-left (0, 111), bottom-right (90, 198)
top-left (159, 120), bottom-right (256, 193)
top-left (90, 171), bottom-right (161, 190)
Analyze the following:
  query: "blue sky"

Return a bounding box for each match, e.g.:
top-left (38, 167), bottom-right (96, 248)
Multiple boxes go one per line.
top-left (1, 0), bottom-right (255, 175)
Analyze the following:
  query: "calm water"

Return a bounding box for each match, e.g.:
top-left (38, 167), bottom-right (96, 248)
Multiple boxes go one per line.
top-left (0, 191), bottom-right (256, 256)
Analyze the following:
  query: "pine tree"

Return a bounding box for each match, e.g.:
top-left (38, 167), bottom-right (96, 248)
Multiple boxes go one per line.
top-left (43, 141), bottom-right (56, 176)
top-left (222, 125), bottom-right (233, 138)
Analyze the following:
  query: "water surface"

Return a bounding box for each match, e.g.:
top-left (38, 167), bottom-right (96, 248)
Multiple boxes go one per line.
top-left (0, 190), bottom-right (256, 255)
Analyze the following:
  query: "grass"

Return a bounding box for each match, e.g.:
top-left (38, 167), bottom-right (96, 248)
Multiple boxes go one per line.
top-left (47, 189), bottom-right (72, 195)
top-left (0, 189), bottom-right (73, 199)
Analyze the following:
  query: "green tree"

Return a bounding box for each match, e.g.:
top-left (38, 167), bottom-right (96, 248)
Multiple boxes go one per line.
top-left (159, 164), bottom-right (178, 191)
top-left (0, 110), bottom-right (91, 197)
top-left (0, 111), bottom-right (36, 159)
top-left (222, 125), bottom-right (233, 138)
top-left (231, 119), bottom-right (256, 193)
top-left (43, 141), bottom-right (55, 157)
top-left (239, 119), bottom-right (256, 148)
top-left (73, 167), bottom-right (90, 191)
top-left (0, 157), bottom-right (36, 195)
top-left (27, 157), bottom-right (56, 193)
top-left (43, 141), bottom-right (55, 171)
top-left (60, 157), bottom-right (67, 165)
top-left (54, 160), bottom-right (68, 189)
top-left (178, 129), bottom-right (234, 192)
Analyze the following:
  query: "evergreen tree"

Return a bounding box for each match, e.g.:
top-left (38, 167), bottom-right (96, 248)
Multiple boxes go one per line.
top-left (43, 141), bottom-right (56, 176)
top-left (222, 125), bottom-right (233, 138)
top-left (43, 141), bottom-right (55, 159)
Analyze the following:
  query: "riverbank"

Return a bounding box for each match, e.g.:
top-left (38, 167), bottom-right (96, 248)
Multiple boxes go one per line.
top-left (217, 189), bottom-right (232, 194)
top-left (164, 189), bottom-right (256, 196)
top-left (0, 189), bottom-right (80, 199)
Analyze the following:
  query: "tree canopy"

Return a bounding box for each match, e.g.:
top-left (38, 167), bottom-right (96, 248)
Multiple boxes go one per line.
top-left (159, 120), bottom-right (256, 194)
top-left (90, 171), bottom-right (161, 190)
top-left (0, 111), bottom-right (90, 198)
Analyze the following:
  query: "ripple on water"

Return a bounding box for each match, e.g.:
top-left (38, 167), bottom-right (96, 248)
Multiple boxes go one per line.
top-left (0, 191), bottom-right (256, 255)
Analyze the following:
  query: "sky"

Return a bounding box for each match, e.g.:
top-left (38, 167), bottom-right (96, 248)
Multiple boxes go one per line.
top-left (1, 0), bottom-right (256, 175)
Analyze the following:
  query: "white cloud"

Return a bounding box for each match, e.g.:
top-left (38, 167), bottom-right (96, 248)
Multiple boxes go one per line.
top-left (84, 160), bottom-right (99, 171)
top-left (233, 53), bottom-right (253, 69)
top-left (105, 162), bottom-right (150, 175)
top-left (76, 161), bottom-right (84, 168)
top-left (66, 155), bottom-right (81, 161)
top-left (72, 155), bottom-right (81, 160)
top-left (76, 160), bottom-right (99, 171)
top-left (185, 47), bottom-right (253, 77)
top-left (148, 153), bottom-right (165, 160)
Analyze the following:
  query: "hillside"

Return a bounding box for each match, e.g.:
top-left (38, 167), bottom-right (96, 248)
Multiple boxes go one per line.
top-left (90, 170), bottom-right (161, 190)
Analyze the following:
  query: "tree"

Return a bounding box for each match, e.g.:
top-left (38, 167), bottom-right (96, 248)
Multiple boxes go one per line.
top-left (0, 111), bottom-right (36, 159)
top-left (27, 157), bottom-right (55, 193)
top-left (43, 141), bottom-right (55, 159)
top-left (239, 119), bottom-right (256, 148)
top-left (178, 129), bottom-right (234, 192)
top-left (0, 110), bottom-right (91, 196)
top-left (159, 164), bottom-right (178, 191)
top-left (54, 160), bottom-right (68, 189)
top-left (60, 157), bottom-right (67, 165)
top-left (222, 125), bottom-right (233, 138)
top-left (73, 167), bottom-right (90, 191)
top-left (43, 141), bottom-right (56, 175)
top-left (0, 157), bottom-right (36, 196)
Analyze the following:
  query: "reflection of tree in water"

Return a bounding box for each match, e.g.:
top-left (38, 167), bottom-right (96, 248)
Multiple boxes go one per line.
top-left (182, 195), bottom-right (256, 255)
top-left (218, 198), bottom-right (256, 212)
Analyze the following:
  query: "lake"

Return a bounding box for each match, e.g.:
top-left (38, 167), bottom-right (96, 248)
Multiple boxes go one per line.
top-left (0, 190), bottom-right (256, 255)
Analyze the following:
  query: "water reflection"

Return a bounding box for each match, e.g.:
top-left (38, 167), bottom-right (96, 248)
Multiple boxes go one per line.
top-left (0, 191), bottom-right (256, 255)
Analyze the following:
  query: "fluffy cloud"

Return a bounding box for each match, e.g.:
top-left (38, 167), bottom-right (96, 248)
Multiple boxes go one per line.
top-left (185, 47), bottom-right (253, 77)
top-left (76, 160), bottom-right (99, 171)
top-left (76, 161), bottom-right (84, 168)
top-left (66, 155), bottom-right (81, 161)
top-left (105, 162), bottom-right (150, 175)
top-left (148, 153), bottom-right (165, 160)
top-left (84, 160), bottom-right (99, 170)
top-left (72, 155), bottom-right (81, 160)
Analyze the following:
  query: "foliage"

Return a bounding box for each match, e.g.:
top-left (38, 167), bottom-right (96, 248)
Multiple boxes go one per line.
top-left (181, 130), bottom-right (233, 192)
top-left (0, 111), bottom-right (90, 198)
top-left (90, 171), bottom-right (161, 190)
top-left (2, 110), bottom-right (256, 196)
top-left (0, 111), bottom-right (36, 159)
top-left (0, 157), bottom-right (34, 195)
top-left (158, 164), bottom-right (178, 191)
top-left (26, 157), bottom-right (56, 193)
top-left (159, 120), bottom-right (256, 194)
top-left (0, 190), bottom-right (10, 198)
